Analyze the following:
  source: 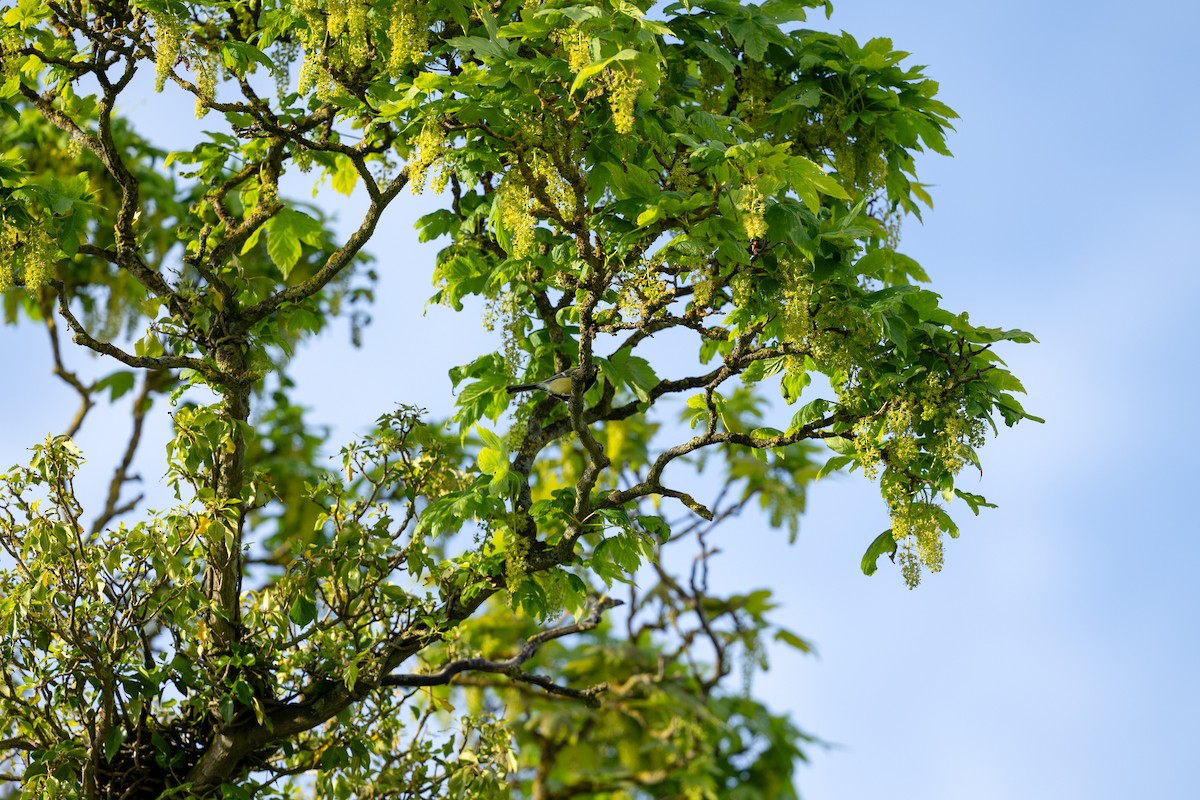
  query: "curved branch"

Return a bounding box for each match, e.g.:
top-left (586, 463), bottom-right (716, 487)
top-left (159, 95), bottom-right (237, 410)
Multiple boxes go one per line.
top-left (381, 597), bottom-right (622, 707)
top-left (41, 298), bottom-right (94, 438)
top-left (90, 370), bottom-right (170, 535)
top-left (54, 289), bottom-right (209, 374)
top-left (237, 168), bottom-right (410, 331)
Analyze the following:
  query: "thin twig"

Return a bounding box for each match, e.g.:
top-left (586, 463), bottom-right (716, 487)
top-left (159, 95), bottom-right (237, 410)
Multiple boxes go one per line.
top-left (41, 296), bottom-right (94, 438)
top-left (91, 370), bottom-right (169, 534)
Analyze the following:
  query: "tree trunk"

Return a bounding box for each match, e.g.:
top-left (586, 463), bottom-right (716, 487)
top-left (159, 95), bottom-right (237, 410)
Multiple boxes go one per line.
top-left (204, 341), bottom-right (250, 654)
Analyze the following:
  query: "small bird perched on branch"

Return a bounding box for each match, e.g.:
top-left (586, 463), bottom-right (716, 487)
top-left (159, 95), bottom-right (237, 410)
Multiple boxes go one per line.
top-left (506, 367), bottom-right (596, 400)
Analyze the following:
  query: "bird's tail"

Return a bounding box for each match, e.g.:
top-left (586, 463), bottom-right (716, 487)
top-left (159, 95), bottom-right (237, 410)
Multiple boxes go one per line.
top-left (506, 383), bottom-right (539, 394)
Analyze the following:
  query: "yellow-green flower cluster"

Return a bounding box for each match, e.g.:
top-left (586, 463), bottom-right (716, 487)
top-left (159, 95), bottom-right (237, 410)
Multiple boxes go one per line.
top-left (908, 373), bottom-right (986, 474)
top-left (778, 259), bottom-right (870, 394)
top-left (291, 0), bottom-right (376, 97)
top-left (193, 48), bottom-right (219, 118)
top-left (529, 150), bottom-right (574, 219)
top-left (808, 303), bottom-right (868, 382)
top-left (151, 13), bottom-right (183, 92)
top-left (408, 124), bottom-right (447, 194)
top-left (735, 61), bottom-right (770, 125)
top-left (852, 373), bottom-right (987, 485)
top-left (890, 501), bottom-right (944, 589)
top-left (23, 227), bottom-right (57, 290)
top-left (0, 26), bottom-right (21, 82)
top-left (739, 183), bottom-right (768, 240)
top-left (778, 259), bottom-right (812, 331)
top-left (1, 221), bottom-right (57, 291)
top-left (919, 374), bottom-right (942, 419)
top-left (618, 259), bottom-right (669, 322)
top-left (296, 52), bottom-right (333, 99)
top-left (607, 70), bottom-right (644, 135)
top-left (691, 276), bottom-right (715, 309)
top-left (853, 371), bottom-right (993, 587)
top-left (553, 26), bottom-right (591, 72)
top-left (353, 4), bottom-right (373, 65)
top-left (888, 431), bottom-right (920, 465)
top-left (504, 531), bottom-right (530, 595)
top-left (388, 0), bottom-right (428, 70)
top-left (882, 397), bottom-right (920, 466)
top-left (729, 270), bottom-right (753, 308)
top-left (852, 418), bottom-right (882, 480)
top-left (496, 175), bottom-right (536, 258)
top-left (669, 160), bottom-right (698, 194)
top-left (334, 0), bottom-right (373, 68)
top-left (775, 255), bottom-right (875, 384)
top-left (483, 293), bottom-right (523, 377)
top-left (269, 39), bottom-right (299, 100)
top-left (826, 110), bottom-right (888, 195)
top-left (930, 412), bottom-right (986, 474)
top-left (849, 397), bottom-right (925, 480)
top-left (0, 222), bottom-right (15, 292)
top-left (294, 0), bottom-right (326, 66)
top-left (293, 0), bottom-right (333, 98)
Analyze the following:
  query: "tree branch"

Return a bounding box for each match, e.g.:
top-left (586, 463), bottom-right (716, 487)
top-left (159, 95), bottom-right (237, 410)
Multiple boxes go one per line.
top-left (90, 370), bottom-right (169, 535)
top-left (53, 288), bottom-right (209, 374)
top-left (41, 296), bottom-right (94, 439)
top-left (380, 597), bottom-right (622, 707)
top-left (237, 168), bottom-right (410, 331)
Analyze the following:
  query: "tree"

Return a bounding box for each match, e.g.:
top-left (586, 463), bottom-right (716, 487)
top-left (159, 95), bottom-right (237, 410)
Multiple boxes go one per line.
top-left (0, 0), bottom-right (1038, 797)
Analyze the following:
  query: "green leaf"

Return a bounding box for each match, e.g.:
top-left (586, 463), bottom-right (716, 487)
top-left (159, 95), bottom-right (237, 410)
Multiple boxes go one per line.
top-left (266, 219), bottom-right (302, 278)
top-left (774, 627), bottom-right (814, 654)
top-left (289, 594), bottom-right (318, 627)
top-left (133, 334), bottom-right (164, 358)
top-left (936, 506), bottom-right (959, 538)
top-left (815, 454), bottom-right (854, 479)
top-left (780, 366), bottom-right (811, 403)
top-left (824, 436), bottom-right (856, 456)
top-left (637, 515), bottom-right (671, 542)
top-left (221, 40), bottom-right (274, 71)
top-left (447, 34), bottom-right (514, 59)
top-left (103, 725), bottom-right (126, 763)
top-left (602, 351), bottom-right (659, 403)
top-left (264, 209), bottom-right (324, 279)
top-left (860, 529), bottom-right (897, 576)
top-left (788, 398), bottom-right (831, 432)
top-left (787, 155), bottom-right (850, 212)
top-left (635, 204), bottom-right (663, 227)
top-left (218, 695), bottom-right (235, 725)
top-left (954, 489), bottom-right (997, 516)
top-left (477, 446), bottom-right (505, 476)
top-left (94, 370), bottom-right (136, 402)
top-left (330, 155), bottom-right (358, 196)
top-left (570, 49), bottom-right (640, 94)
top-left (476, 425), bottom-right (505, 453)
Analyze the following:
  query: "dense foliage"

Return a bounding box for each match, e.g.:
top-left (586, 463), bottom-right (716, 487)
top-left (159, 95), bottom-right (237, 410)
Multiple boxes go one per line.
top-left (0, 0), bottom-right (1036, 796)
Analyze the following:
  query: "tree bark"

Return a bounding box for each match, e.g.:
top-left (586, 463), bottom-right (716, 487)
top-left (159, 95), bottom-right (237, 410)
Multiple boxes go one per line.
top-left (204, 341), bottom-right (251, 654)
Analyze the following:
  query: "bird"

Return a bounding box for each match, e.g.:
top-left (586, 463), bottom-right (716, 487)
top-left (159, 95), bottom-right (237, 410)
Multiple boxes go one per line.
top-left (506, 367), bottom-right (596, 400)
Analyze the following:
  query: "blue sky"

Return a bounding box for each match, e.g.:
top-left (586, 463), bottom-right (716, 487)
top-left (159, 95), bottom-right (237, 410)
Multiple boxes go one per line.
top-left (3, 1), bottom-right (1199, 797)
